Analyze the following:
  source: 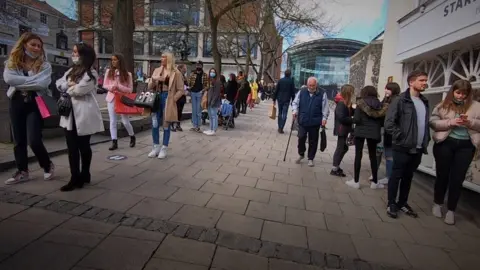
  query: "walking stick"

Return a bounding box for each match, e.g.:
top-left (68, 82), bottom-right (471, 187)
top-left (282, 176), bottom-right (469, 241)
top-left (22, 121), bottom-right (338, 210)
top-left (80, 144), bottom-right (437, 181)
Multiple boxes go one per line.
top-left (283, 118), bottom-right (295, 162)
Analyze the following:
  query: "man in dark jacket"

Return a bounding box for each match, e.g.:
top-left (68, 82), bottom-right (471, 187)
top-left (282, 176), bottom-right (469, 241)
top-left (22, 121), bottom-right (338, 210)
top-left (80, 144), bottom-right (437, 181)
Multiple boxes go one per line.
top-left (292, 77), bottom-right (328, 167)
top-left (384, 70), bottom-right (430, 219)
top-left (188, 61), bottom-right (209, 132)
top-left (273, 69), bottom-right (296, 133)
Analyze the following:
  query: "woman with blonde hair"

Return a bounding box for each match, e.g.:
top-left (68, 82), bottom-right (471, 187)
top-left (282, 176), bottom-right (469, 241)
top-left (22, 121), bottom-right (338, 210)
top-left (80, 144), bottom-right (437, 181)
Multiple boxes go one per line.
top-left (331, 84), bottom-right (355, 177)
top-left (147, 52), bottom-right (184, 159)
top-left (430, 79), bottom-right (480, 224)
top-left (3, 32), bottom-right (54, 185)
top-left (103, 53), bottom-right (136, 150)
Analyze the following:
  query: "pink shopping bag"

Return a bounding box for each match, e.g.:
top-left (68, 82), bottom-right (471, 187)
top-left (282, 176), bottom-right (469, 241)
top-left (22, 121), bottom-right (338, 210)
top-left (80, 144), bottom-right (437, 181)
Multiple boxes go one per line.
top-left (35, 95), bottom-right (58, 119)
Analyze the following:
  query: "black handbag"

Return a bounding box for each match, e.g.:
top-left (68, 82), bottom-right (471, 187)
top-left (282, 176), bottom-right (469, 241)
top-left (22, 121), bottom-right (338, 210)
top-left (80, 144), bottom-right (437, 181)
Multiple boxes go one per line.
top-left (120, 95), bottom-right (135, 107)
top-left (320, 127), bottom-right (327, 152)
top-left (134, 90), bottom-right (160, 110)
top-left (57, 93), bottom-right (72, 117)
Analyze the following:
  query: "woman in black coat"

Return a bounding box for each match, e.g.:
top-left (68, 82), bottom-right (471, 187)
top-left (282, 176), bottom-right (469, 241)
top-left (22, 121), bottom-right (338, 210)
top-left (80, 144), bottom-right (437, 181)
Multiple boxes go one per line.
top-left (346, 85), bottom-right (388, 190)
top-left (226, 73), bottom-right (239, 124)
top-left (331, 85), bottom-right (355, 177)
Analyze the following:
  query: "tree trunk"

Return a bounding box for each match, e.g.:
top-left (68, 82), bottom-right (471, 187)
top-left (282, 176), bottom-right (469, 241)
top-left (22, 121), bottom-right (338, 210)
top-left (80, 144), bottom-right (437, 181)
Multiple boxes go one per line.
top-left (210, 19), bottom-right (222, 73)
top-left (113, 0), bottom-right (134, 75)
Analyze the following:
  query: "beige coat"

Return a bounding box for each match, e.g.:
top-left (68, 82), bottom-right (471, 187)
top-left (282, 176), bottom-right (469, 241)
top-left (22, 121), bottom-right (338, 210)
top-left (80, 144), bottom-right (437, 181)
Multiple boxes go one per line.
top-left (148, 66), bottom-right (184, 127)
top-left (56, 69), bottom-right (105, 136)
top-left (429, 100), bottom-right (480, 149)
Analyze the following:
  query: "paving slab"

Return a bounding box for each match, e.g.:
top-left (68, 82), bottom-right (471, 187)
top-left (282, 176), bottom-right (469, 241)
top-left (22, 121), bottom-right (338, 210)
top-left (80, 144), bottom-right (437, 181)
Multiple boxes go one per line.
top-left (261, 221), bottom-right (307, 248)
top-left (217, 212), bottom-right (264, 238)
top-left (212, 247), bottom-right (268, 270)
top-left (154, 235), bottom-right (215, 266)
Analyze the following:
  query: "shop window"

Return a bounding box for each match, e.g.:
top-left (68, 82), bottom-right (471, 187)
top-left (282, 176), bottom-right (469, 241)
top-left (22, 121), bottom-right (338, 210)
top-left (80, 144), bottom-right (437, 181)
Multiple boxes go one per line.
top-left (133, 32), bottom-right (144, 55)
top-left (40, 13), bottom-right (47, 24)
top-left (0, 44), bottom-right (7, 56)
top-left (448, 48), bottom-right (480, 85)
top-left (19, 25), bottom-right (31, 36)
top-left (20, 7), bottom-right (27, 17)
top-left (56, 31), bottom-right (68, 50)
top-left (150, 0), bottom-right (199, 26)
top-left (98, 31), bottom-right (113, 54)
top-left (150, 31), bottom-right (197, 57)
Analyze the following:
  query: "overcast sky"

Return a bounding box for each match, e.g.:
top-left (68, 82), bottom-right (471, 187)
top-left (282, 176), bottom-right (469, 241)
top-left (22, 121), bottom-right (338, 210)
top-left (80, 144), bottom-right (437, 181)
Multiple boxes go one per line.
top-left (47, 0), bottom-right (387, 44)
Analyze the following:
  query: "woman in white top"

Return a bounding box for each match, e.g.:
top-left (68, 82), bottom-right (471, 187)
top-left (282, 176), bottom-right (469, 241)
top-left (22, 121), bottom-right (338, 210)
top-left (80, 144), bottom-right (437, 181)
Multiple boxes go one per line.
top-left (56, 42), bottom-right (104, 192)
top-left (103, 53), bottom-right (135, 150)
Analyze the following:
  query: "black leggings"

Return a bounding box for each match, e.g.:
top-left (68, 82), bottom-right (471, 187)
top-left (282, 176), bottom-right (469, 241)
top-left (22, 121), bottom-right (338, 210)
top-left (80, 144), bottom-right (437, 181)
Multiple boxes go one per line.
top-left (65, 115), bottom-right (92, 182)
top-left (176, 95), bottom-right (186, 122)
top-left (354, 137), bottom-right (379, 183)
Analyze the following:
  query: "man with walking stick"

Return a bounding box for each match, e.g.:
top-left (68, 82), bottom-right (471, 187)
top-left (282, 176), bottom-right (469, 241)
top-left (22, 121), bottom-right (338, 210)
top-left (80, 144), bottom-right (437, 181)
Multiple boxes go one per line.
top-left (291, 77), bottom-right (329, 167)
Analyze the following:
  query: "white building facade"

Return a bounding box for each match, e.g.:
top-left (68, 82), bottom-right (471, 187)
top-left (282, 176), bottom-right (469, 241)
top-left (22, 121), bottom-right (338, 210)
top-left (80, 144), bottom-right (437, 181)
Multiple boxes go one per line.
top-left (379, 0), bottom-right (480, 192)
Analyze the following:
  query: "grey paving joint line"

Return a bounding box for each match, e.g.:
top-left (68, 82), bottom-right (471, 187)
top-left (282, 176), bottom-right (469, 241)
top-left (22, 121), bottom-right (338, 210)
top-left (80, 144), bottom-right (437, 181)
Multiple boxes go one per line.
top-left (0, 187), bottom-right (405, 270)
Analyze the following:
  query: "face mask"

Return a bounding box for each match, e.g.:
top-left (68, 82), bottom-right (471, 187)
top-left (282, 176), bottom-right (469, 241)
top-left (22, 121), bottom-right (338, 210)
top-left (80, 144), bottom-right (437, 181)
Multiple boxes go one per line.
top-left (210, 72), bottom-right (216, 78)
top-left (24, 49), bottom-right (39, 59)
top-left (72, 56), bottom-right (80, 65)
top-left (453, 98), bottom-right (465, 105)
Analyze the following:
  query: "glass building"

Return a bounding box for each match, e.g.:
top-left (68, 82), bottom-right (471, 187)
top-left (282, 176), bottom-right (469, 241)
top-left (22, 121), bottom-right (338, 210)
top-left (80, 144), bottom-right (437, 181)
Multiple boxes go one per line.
top-left (287, 38), bottom-right (366, 99)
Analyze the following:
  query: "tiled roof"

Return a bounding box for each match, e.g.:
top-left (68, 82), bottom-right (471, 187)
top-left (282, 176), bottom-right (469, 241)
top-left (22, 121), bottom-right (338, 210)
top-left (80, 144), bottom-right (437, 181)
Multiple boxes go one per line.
top-left (15, 0), bottom-right (73, 21)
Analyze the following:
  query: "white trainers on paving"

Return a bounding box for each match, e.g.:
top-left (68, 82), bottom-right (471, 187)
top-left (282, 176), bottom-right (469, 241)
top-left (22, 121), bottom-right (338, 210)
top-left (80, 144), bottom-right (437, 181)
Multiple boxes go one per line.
top-left (432, 204), bottom-right (442, 218)
top-left (307, 160), bottom-right (314, 167)
top-left (44, 162), bottom-right (55, 181)
top-left (345, 179), bottom-right (360, 189)
top-left (157, 146), bottom-right (168, 159)
top-left (378, 177), bottom-right (389, 185)
top-left (203, 130), bottom-right (212, 135)
top-left (148, 145), bottom-right (161, 158)
top-left (368, 175), bottom-right (373, 181)
top-left (5, 171), bottom-right (30, 185)
top-left (444, 211), bottom-right (455, 225)
top-left (370, 182), bottom-right (385, 189)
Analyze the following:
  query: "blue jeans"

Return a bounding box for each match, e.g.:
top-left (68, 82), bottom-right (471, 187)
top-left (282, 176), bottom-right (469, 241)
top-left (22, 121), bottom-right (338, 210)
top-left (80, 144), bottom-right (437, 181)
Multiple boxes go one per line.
top-left (277, 101), bottom-right (290, 130)
top-left (191, 91), bottom-right (203, 128)
top-left (208, 106), bottom-right (219, 131)
top-left (152, 92), bottom-right (170, 146)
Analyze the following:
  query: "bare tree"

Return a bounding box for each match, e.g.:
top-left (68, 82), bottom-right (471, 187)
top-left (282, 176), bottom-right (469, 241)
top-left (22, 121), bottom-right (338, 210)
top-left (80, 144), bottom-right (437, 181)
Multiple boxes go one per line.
top-left (220, 0), bottom-right (336, 82)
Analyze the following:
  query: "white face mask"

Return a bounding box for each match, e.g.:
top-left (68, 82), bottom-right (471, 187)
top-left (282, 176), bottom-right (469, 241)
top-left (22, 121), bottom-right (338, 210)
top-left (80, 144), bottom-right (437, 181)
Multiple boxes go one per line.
top-left (72, 56), bottom-right (80, 65)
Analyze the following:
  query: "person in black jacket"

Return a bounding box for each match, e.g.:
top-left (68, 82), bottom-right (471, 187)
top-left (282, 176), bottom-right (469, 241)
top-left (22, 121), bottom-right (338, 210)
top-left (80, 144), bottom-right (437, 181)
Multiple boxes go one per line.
top-left (345, 86), bottom-right (388, 190)
top-left (370, 82), bottom-right (401, 183)
top-left (225, 73), bottom-right (238, 126)
top-left (384, 70), bottom-right (430, 219)
top-left (273, 69), bottom-right (296, 133)
top-left (331, 84), bottom-right (355, 177)
top-left (237, 72), bottom-right (250, 114)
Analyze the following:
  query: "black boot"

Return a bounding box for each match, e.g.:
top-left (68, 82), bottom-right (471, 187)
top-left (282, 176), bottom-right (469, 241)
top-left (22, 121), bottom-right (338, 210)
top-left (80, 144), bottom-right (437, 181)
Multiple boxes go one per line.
top-left (171, 123), bottom-right (177, 132)
top-left (61, 177), bottom-right (79, 192)
top-left (109, 139), bottom-right (118, 151)
top-left (176, 123), bottom-right (183, 131)
top-left (129, 136), bottom-right (136, 148)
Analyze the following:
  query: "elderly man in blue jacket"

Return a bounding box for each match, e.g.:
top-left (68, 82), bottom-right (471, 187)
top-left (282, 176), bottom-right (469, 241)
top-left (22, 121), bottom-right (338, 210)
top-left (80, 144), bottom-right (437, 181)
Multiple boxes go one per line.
top-left (273, 69), bottom-right (296, 133)
top-left (292, 77), bottom-right (329, 167)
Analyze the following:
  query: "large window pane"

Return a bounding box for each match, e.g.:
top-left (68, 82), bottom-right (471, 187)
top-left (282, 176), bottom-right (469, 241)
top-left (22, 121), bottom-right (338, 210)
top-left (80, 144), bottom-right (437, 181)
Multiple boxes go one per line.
top-left (150, 32), bottom-right (198, 57)
top-left (204, 34), bottom-right (257, 59)
top-left (150, 0), bottom-right (199, 26)
top-left (98, 31), bottom-right (113, 54)
top-left (133, 32), bottom-right (144, 55)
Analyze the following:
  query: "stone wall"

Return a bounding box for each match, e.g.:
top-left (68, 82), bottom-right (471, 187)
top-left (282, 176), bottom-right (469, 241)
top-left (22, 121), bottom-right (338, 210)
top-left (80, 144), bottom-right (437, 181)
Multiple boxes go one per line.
top-left (349, 41), bottom-right (383, 95)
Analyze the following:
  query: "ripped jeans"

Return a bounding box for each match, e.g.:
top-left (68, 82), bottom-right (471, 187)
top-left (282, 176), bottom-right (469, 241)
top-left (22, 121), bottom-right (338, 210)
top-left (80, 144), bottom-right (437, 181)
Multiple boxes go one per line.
top-left (152, 92), bottom-right (170, 146)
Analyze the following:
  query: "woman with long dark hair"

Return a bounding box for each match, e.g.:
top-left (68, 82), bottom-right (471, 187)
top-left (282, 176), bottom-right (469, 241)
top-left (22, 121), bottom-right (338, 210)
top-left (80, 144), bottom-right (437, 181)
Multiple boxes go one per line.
top-left (226, 73), bottom-right (239, 125)
top-left (346, 85), bottom-right (388, 190)
top-left (3, 32), bottom-right (54, 185)
top-left (430, 79), bottom-right (480, 224)
top-left (56, 43), bottom-right (104, 191)
top-left (103, 53), bottom-right (135, 150)
top-left (204, 68), bottom-right (222, 135)
top-left (330, 84), bottom-right (355, 177)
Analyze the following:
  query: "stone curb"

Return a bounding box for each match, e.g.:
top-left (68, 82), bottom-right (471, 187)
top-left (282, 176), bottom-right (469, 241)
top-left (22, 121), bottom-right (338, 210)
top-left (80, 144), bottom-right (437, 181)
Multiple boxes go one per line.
top-left (0, 187), bottom-right (406, 270)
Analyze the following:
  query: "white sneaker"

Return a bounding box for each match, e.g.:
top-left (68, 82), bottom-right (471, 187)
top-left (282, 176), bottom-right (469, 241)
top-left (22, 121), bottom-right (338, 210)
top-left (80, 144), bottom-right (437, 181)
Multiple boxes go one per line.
top-left (444, 211), bottom-right (455, 225)
top-left (148, 145), bottom-right (161, 158)
top-left (345, 179), bottom-right (360, 189)
top-left (432, 204), bottom-right (442, 218)
top-left (5, 171), bottom-right (30, 185)
top-left (44, 162), bottom-right (55, 181)
top-left (370, 182), bottom-right (385, 189)
top-left (295, 156), bottom-right (304, 164)
top-left (368, 175), bottom-right (373, 181)
top-left (206, 130), bottom-right (216, 136)
top-left (378, 177), bottom-right (389, 185)
top-left (157, 146), bottom-right (168, 159)
top-left (203, 130), bottom-right (212, 135)
top-left (307, 160), bottom-right (314, 167)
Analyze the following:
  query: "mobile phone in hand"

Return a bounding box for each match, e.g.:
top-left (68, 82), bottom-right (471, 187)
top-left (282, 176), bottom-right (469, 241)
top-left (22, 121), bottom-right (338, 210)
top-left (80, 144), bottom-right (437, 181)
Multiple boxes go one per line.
top-left (460, 114), bottom-right (468, 120)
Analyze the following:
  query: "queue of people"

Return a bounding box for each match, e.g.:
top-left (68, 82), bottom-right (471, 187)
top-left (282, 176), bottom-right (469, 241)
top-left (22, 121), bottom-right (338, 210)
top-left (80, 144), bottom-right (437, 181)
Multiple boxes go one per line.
top-left (326, 70), bottom-right (480, 225)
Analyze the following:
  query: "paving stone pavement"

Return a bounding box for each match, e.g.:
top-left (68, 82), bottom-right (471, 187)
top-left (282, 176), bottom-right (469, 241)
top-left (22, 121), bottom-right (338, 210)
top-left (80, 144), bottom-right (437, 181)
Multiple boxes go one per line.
top-left (0, 102), bottom-right (480, 270)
